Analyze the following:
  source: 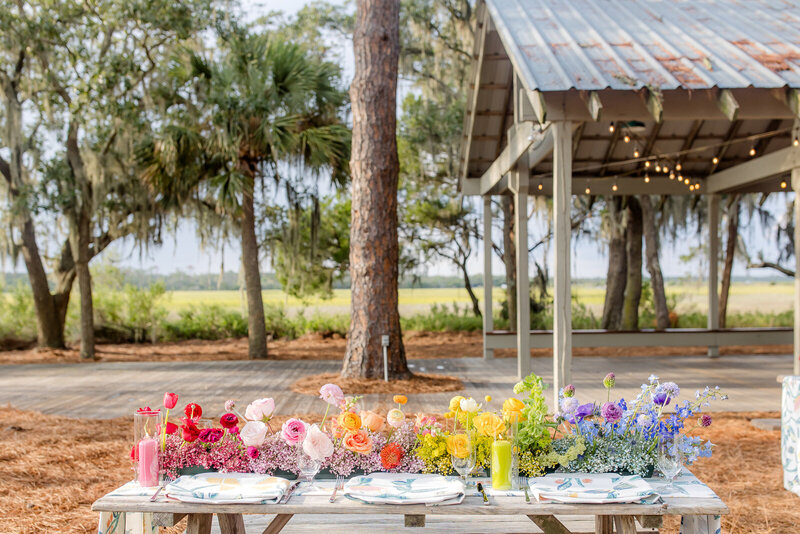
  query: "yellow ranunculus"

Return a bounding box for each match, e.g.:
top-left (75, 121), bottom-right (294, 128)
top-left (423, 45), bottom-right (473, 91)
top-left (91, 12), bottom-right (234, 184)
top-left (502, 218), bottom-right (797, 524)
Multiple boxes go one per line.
top-left (337, 411), bottom-right (362, 432)
top-left (393, 395), bottom-right (408, 405)
top-left (446, 433), bottom-right (470, 459)
top-left (448, 396), bottom-right (465, 412)
top-left (502, 398), bottom-right (526, 423)
top-left (473, 412), bottom-right (506, 438)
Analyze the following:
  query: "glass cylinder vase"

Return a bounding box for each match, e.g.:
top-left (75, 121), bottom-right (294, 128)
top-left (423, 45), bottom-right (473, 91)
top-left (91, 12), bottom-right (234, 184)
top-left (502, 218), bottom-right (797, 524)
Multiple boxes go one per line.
top-left (491, 438), bottom-right (513, 490)
top-left (133, 409), bottom-right (162, 487)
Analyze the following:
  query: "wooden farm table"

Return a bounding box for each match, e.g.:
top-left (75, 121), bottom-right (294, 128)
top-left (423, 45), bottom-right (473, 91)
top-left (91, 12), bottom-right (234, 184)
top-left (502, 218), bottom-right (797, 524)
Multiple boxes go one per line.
top-left (92, 487), bottom-right (728, 534)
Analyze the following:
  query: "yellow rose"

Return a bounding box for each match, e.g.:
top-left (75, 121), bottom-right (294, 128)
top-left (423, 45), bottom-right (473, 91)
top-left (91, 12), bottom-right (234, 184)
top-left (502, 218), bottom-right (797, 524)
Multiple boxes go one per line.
top-left (473, 412), bottom-right (506, 438)
top-left (337, 411), bottom-right (362, 432)
top-left (502, 398), bottom-right (526, 423)
top-left (446, 433), bottom-right (471, 459)
top-left (448, 396), bottom-right (465, 412)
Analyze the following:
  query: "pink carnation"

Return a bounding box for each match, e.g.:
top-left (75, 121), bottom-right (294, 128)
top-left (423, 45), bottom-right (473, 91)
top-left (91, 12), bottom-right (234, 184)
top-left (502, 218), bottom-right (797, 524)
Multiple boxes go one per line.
top-left (281, 418), bottom-right (307, 446)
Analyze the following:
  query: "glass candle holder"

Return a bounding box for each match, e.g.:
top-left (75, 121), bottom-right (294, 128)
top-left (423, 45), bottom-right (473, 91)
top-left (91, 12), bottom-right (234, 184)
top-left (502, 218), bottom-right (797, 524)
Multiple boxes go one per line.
top-left (491, 438), bottom-right (513, 490)
top-left (133, 409), bottom-right (163, 487)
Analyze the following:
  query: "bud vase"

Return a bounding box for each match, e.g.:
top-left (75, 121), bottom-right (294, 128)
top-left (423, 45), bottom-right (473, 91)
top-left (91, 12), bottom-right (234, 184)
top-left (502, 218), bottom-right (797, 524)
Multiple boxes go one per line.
top-left (133, 409), bottom-right (162, 487)
top-left (491, 439), bottom-right (512, 490)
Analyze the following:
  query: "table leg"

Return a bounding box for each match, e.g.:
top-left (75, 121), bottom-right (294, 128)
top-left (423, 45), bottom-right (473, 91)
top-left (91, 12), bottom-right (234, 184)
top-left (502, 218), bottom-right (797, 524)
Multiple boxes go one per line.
top-left (219, 513), bottom-right (246, 534)
top-left (680, 514), bottom-right (722, 534)
top-left (612, 516), bottom-right (637, 534)
top-left (594, 515), bottom-right (613, 534)
top-left (262, 514), bottom-right (294, 534)
top-left (186, 513), bottom-right (213, 534)
top-left (527, 515), bottom-right (573, 534)
top-left (404, 514), bottom-right (426, 527)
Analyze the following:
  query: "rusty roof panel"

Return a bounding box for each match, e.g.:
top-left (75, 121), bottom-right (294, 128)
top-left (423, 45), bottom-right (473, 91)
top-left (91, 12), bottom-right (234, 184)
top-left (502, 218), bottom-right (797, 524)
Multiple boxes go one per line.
top-left (485, 0), bottom-right (800, 92)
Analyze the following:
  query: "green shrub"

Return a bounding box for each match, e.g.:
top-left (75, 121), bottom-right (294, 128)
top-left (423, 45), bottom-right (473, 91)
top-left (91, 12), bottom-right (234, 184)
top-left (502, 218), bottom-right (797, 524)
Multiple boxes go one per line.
top-left (164, 304), bottom-right (249, 340)
top-left (0, 282), bottom-right (37, 340)
top-left (401, 303), bottom-right (484, 332)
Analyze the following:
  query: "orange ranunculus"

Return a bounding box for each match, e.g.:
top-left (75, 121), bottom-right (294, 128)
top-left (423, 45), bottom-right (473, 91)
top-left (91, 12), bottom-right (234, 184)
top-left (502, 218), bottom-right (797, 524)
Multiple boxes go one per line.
top-left (338, 411), bottom-right (362, 432)
top-left (360, 410), bottom-right (386, 432)
top-left (343, 429), bottom-right (373, 454)
top-left (393, 395), bottom-right (408, 405)
top-left (502, 398), bottom-right (526, 423)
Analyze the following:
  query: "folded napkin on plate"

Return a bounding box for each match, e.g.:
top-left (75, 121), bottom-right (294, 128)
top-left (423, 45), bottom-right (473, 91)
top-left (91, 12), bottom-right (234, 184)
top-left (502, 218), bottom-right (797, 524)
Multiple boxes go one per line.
top-left (165, 473), bottom-right (291, 504)
top-left (529, 473), bottom-right (656, 504)
top-left (344, 473), bottom-right (464, 505)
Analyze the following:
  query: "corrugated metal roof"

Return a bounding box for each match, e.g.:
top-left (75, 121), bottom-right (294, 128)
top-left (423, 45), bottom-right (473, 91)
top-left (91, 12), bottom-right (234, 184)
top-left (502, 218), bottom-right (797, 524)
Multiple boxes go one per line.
top-left (486, 0), bottom-right (800, 92)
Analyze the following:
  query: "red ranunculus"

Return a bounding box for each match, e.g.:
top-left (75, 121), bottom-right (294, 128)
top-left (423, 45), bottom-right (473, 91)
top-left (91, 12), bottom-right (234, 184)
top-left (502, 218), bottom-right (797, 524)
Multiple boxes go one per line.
top-left (181, 424), bottom-right (200, 443)
top-left (198, 428), bottom-right (224, 444)
top-left (165, 422), bottom-right (178, 435)
top-left (184, 403), bottom-right (202, 420)
top-left (380, 443), bottom-right (404, 470)
top-left (220, 413), bottom-right (239, 429)
top-left (163, 392), bottom-right (178, 410)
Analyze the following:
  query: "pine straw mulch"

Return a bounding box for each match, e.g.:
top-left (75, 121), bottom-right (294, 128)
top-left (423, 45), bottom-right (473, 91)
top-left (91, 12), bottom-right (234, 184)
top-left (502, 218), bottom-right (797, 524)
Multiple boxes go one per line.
top-left (0, 331), bottom-right (790, 365)
top-left (0, 407), bottom-right (795, 533)
top-left (290, 372), bottom-right (464, 395)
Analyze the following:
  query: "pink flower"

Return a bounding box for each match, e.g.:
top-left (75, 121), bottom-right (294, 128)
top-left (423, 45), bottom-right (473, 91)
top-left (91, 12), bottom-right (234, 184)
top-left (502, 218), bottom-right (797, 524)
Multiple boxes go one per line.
top-left (601, 402), bottom-right (623, 423)
top-left (303, 424), bottom-right (334, 461)
top-left (245, 398), bottom-right (275, 422)
top-left (220, 413), bottom-right (239, 429)
top-left (224, 400), bottom-right (236, 411)
top-left (319, 384), bottom-right (345, 407)
top-left (198, 428), bottom-right (224, 444)
top-left (246, 446), bottom-right (260, 459)
top-left (163, 392), bottom-right (178, 410)
top-left (281, 418), bottom-right (307, 446)
top-left (386, 408), bottom-right (405, 428)
top-left (239, 421), bottom-right (268, 447)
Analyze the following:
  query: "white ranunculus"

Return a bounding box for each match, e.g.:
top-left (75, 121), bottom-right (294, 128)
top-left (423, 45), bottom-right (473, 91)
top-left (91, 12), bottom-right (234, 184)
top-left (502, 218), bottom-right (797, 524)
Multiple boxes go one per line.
top-left (303, 424), bottom-right (334, 461)
top-left (459, 397), bottom-right (480, 413)
top-left (239, 421), bottom-right (268, 447)
top-left (245, 398), bottom-right (275, 421)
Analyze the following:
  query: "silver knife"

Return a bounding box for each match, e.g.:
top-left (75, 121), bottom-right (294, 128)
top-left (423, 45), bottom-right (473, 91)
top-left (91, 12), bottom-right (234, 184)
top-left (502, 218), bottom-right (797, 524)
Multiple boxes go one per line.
top-left (280, 480), bottom-right (302, 504)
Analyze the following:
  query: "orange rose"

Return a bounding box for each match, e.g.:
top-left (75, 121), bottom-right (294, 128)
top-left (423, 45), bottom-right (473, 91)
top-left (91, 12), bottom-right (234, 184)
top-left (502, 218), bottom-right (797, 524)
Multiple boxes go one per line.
top-left (393, 395), bottom-right (408, 405)
top-left (343, 429), bottom-right (372, 454)
top-left (360, 410), bottom-right (386, 432)
top-left (338, 411), bottom-right (362, 432)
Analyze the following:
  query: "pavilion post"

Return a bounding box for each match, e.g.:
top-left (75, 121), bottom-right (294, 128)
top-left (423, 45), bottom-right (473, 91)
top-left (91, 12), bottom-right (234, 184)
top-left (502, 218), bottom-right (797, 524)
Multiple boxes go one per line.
top-left (707, 194), bottom-right (720, 358)
top-left (512, 152), bottom-right (531, 379)
top-left (483, 196), bottom-right (494, 360)
top-left (552, 121), bottom-right (573, 405)
top-left (793, 169), bottom-right (800, 376)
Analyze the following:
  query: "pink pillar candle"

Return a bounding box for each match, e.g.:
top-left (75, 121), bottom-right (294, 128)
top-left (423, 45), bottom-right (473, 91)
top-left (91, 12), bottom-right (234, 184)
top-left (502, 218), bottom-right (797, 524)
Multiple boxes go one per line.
top-left (138, 437), bottom-right (159, 487)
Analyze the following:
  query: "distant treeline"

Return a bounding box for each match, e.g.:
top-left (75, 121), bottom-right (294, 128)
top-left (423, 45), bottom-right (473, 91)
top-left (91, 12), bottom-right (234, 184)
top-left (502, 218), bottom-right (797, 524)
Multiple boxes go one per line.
top-left (0, 270), bottom-right (790, 292)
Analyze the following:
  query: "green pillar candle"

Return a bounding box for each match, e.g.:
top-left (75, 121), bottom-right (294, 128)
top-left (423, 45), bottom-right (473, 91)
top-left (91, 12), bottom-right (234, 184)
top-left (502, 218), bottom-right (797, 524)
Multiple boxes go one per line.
top-left (491, 439), bottom-right (512, 490)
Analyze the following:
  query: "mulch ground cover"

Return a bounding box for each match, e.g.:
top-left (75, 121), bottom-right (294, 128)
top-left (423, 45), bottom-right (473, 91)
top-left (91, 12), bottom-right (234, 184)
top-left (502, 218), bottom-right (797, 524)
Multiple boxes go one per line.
top-left (290, 372), bottom-right (464, 395)
top-left (0, 407), bottom-right (794, 533)
top-left (0, 331), bottom-right (790, 365)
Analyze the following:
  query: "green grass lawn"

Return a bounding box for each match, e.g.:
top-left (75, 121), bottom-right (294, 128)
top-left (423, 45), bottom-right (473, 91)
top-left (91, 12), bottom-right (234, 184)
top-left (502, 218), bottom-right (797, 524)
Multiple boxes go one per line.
top-left (163, 282), bottom-right (795, 316)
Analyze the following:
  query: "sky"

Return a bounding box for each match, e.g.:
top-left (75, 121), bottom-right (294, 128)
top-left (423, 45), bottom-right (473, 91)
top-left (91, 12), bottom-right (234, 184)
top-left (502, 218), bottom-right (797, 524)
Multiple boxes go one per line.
top-left (5, 0), bottom-right (786, 281)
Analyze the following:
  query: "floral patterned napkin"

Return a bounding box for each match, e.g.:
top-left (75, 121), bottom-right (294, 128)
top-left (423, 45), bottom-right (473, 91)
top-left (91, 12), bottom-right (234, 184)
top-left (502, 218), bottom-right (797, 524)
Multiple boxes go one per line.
top-left (528, 473), bottom-right (657, 503)
top-left (164, 472), bottom-right (291, 504)
top-left (344, 472), bottom-right (464, 504)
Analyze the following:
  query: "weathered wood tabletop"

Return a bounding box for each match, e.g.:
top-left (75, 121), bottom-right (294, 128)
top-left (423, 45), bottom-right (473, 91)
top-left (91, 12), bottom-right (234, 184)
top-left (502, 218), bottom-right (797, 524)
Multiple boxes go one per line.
top-left (93, 491), bottom-right (728, 534)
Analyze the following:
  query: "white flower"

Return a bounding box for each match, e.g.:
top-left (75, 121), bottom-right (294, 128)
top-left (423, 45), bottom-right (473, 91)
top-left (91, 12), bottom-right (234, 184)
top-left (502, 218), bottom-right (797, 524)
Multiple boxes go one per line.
top-left (239, 421), bottom-right (268, 447)
top-left (245, 398), bottom-right (275, 421)
top-left (459, 398), bottom-right (480, 413)
top-left (303, 424), bottom-right (334, 461)
top-left (386, 408), bottom-right (406, 428)
top-left (560, 397), bottom-right (579, 414)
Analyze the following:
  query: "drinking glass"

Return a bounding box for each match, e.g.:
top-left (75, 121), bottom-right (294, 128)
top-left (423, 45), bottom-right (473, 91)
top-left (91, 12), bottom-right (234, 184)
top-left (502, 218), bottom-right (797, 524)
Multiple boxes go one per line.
top-left (657, 436), bottom-right (685, 489)
top-left (450, 433), bottom-right (476, 487)
top-left (297, 453), bottom-right (322, 492)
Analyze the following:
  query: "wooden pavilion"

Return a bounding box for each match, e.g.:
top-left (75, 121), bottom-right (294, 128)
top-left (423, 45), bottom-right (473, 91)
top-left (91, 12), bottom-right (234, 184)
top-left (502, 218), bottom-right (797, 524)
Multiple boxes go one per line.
top-left (459, 0), bottom-right (800, 403)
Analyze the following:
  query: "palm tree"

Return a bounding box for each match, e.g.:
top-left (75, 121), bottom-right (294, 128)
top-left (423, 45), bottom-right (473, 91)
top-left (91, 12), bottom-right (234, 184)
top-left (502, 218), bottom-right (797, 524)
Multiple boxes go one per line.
top-left (139, 28), bottom-right (350, 359)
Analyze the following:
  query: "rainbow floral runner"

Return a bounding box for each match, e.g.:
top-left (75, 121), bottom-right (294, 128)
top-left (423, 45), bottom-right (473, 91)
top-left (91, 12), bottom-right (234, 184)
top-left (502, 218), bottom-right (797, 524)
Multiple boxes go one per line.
top-left (343, 473), bottom-right (464, 505)
top-left (164, 472), bottom-right (291, 504)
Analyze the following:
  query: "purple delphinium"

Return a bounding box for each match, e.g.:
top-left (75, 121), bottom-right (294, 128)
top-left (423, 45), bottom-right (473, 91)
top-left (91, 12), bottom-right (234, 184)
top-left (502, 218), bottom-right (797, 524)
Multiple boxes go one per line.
top-left (601, 402), bottom-right (623, 423)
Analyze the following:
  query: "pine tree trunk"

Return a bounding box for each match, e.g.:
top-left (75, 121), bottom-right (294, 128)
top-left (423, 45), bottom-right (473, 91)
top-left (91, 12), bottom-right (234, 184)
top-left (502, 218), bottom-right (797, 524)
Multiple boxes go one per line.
top-left (502, 195), bottom-right (517, 329)
top-left (621, 197), bottom-right (643, 330)
top-left (342, 0), bottom-right (410, 379)
top-left (601, 197), bottom-right (627, 330)
top-left (719, 196), bottom-right (739, 328)
top-left (240, 161), bottom-right (268, 359)
top-left (640, 195), bottom-right (670, 330)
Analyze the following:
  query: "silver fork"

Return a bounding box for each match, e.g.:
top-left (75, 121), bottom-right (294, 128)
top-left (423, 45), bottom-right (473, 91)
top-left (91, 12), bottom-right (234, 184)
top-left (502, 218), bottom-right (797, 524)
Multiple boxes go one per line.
top-left (329, 476), bottom-right (345, 503)
top-left (522, 476), bottom-right (530, 503)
